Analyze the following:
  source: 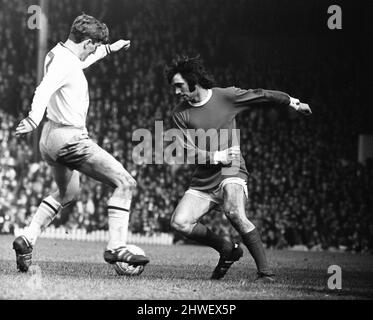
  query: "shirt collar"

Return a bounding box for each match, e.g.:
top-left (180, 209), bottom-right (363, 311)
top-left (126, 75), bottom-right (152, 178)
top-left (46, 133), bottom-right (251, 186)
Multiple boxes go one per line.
top-left (188, 89), bottom-right (212, 107)
top-left (59, 42), bottom-right (80, 61)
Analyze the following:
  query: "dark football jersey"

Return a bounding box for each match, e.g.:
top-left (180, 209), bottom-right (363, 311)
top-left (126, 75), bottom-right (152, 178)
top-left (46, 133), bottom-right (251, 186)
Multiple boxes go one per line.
top-left (172, 87), bottom-right (290, 191)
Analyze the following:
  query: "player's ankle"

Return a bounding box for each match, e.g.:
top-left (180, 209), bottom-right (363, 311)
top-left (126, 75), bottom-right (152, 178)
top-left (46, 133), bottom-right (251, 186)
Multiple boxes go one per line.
top-left (220, 242), bottom-right (235, 257)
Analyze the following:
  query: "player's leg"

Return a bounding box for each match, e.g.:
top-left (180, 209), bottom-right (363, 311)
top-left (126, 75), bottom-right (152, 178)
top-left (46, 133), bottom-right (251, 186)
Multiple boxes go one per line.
top-left (222, 183), bottom-right (274, 282)
top-left (75, 144), bottom-right (148, 266)
top-left (13, 164), bottom-right (79, 272)
top-left (171, 191), bottom-right (238, 264)
top-left (172, 191), bottom-right (244, 280)
top-left (23, 164), bottom-right (79, 245)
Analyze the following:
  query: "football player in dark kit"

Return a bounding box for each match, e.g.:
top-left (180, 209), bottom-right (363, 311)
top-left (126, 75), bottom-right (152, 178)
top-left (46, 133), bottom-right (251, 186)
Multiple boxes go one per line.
top-left (165, 56), bottom-right (311, 282)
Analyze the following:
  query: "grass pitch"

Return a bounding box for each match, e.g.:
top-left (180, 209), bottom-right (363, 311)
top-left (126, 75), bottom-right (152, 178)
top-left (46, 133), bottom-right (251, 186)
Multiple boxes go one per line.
top-left (0, 235), bottom-right (372, 300)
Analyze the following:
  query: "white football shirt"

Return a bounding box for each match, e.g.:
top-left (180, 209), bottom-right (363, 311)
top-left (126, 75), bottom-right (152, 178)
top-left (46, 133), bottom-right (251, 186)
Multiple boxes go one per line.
top-left (27, 42), bottom-right (109, 128)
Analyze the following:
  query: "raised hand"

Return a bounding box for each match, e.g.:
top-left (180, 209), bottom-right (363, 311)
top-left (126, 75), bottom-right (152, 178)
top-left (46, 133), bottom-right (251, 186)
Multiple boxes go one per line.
top-left (297, 103), bottom-right (312, 115)
top-left (289, 97), bottom-right (312, 116)
top-left (110, 40), bottom-right (131, 52)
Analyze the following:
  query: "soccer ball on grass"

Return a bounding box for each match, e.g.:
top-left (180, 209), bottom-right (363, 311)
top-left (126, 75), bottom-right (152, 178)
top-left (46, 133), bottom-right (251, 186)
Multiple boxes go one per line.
top-left (113, 244), bottom-right (146, 276)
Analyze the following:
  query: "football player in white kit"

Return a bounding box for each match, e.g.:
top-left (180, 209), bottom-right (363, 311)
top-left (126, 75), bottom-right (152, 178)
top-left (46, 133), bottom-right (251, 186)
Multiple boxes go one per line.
top-left (13, 14), bottom-right (149, 272)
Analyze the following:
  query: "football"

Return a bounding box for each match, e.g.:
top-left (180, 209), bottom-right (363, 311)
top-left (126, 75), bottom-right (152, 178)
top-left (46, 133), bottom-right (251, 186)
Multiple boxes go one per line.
top-left (113, 244), bottom-right (147, 276)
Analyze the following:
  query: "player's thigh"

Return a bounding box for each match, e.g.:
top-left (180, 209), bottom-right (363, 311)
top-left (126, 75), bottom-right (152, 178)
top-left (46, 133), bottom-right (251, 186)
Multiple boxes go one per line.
top-left (222, 183), bottom-right (255, 233)
top-left (222, 183), bottom-right (247, 213)
top-left (78, 145), bottom-right (133, 189)
top-left (172, 193), bottom-right (216, 226)
top-left (51, 163), bottom-right (80, 201)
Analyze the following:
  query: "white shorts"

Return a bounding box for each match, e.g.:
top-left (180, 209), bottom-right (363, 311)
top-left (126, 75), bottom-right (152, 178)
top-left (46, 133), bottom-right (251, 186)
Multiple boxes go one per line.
top-left (185, 177), bottom-right (248, 204)
top-left (39, 120), bottom-right (100, 169)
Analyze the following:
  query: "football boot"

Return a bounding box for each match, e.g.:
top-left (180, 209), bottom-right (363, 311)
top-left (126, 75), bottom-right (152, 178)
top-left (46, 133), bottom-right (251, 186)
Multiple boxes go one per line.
top-left (13, 235), bottom-right (33, 272)
top-left (104, 246), bottom-right (150, 266)
top-left (254, 271), bottom-right (276, 283)
top-left (210, 243), bottom-right (243, 280)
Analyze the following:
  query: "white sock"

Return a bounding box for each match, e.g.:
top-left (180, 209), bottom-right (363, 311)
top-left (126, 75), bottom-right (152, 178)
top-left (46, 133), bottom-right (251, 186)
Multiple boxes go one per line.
top-left (23, 195), bottom-right (62, 246)
top-left (107, 197), bottom-right (131, 250)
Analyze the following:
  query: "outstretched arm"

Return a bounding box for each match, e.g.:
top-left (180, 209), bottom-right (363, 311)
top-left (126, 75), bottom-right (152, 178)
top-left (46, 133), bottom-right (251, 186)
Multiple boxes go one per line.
top-left (81, 39), bottom-right (131, 69)
top-left (233, 87), bottom-right (312, 115)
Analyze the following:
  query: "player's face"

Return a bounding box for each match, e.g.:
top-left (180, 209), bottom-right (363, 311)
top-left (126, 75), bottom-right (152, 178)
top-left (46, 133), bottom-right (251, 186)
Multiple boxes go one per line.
top-left (80, 39), bottom-right (100, 61)
top-left (171, 73), bottom-right (197, 102)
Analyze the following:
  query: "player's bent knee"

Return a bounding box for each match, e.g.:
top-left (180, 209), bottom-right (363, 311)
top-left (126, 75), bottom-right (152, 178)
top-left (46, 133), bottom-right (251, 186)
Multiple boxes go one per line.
top-left (170, 216), bottom-right (193, 234)
top-left (115, 172), bottom-right (137, 191)
top-left (54, 187), bottom-right (80, 206)
top-left (170, 218), bottom-right (182, 232)
top-left (63, 188), bottom-right (80, 204)
top-left (223, 201), bottom-right (240, 219)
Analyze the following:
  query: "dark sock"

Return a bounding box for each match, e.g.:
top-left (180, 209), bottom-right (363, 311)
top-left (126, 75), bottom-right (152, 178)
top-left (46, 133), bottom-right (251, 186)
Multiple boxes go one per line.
top-left (242, 228), bottom-right (272, 274)
top-left (187, 222), bottom-right (233, 256)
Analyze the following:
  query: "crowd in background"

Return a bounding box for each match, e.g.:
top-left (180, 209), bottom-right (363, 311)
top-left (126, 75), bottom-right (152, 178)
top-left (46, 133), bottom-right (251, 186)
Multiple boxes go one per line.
top-left (0, 0), bottom-right (371, 252)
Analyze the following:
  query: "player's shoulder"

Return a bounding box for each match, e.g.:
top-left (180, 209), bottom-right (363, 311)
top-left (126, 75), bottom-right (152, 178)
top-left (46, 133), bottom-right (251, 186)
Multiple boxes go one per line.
top-left (48, 43), bottom-right (65, 57)
top-left (171, 102), bottom-right (190, 124)
top-left (212, 86), bottom-right (238, 100)
top-left (172, 101), bottom-right (189, 116)
top-left (212, 86), bottom-right (237, 95)
top-left (47, 43), bottom-right (78, 65)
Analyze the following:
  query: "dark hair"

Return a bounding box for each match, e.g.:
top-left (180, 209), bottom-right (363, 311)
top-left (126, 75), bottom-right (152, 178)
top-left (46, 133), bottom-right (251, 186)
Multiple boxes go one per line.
top-left (165, 55), bottom-right (215, 90)
top-left (69, 13), bottom-right (109, 44)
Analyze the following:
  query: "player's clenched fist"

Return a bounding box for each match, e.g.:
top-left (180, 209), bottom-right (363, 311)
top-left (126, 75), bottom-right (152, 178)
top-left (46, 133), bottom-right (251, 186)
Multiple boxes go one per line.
top-left (212, 146), bottom-right (241, 165)
top-left (110, 39), bottom-right (131, 52)
top-left (289, 97), bottom-right (312, 115)
top-left (297, 103), bottom-right (312, 115)
top-left (15, 118), bottom-right (36, 136)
